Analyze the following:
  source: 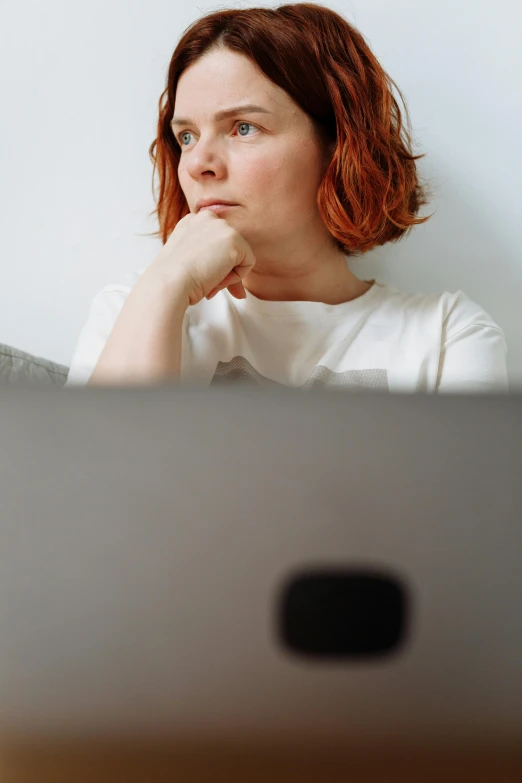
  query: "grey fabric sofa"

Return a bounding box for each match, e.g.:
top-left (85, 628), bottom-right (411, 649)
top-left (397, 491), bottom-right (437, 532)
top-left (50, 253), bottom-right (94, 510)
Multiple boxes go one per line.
top-left (0, 342), bottom-right (69, 387)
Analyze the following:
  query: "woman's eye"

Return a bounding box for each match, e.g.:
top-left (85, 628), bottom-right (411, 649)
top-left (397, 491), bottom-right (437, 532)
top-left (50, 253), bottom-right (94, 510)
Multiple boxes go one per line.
top-left (178, 121), bottom-right (257, 147)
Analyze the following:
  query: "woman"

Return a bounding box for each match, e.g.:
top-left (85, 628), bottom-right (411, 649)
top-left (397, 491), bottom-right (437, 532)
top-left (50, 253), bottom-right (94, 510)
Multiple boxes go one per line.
top-left (65, 3), bottom-right (508, 392)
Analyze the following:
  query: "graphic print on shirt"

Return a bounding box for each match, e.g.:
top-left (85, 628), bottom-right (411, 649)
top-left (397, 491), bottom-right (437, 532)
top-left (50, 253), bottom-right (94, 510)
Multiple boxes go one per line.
top-left (209, 356), bottom-right (389, 389)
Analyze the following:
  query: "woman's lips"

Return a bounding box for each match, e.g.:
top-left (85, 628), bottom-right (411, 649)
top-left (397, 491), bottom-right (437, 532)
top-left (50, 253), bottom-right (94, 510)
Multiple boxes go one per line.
top-left (200, 203), bottom-right (237, 213)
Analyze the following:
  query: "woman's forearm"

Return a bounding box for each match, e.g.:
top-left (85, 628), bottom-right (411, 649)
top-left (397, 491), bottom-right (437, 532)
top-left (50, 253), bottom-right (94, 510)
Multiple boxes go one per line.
top-left (87, 273), bottom-right (190, 386)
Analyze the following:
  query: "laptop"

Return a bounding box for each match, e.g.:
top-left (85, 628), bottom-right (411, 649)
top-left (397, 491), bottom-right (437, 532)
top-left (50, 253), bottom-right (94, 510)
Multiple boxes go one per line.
top-left (0, 385), bottom-right (520, 768)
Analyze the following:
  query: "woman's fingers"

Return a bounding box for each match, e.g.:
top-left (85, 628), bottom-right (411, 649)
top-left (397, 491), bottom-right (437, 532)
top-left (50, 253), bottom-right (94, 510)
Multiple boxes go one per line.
top-left (227, 281), bottom-right (247, 298)
top-left (206, 268), bottom-right (244, 299)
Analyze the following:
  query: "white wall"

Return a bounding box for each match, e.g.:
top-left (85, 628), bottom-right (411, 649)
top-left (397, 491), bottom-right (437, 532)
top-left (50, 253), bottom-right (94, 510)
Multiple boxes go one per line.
top-left (1, 0), bottom-right (521, 387)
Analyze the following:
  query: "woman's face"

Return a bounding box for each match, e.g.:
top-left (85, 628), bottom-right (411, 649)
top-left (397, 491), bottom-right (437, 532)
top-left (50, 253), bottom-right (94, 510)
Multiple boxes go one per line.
top-left (172, 47), bottom-right (333, 258)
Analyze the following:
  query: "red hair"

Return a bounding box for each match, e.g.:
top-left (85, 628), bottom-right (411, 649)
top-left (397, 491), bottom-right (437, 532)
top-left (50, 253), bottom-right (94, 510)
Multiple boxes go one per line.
top-left (145, 3), bottom-right (435, 256)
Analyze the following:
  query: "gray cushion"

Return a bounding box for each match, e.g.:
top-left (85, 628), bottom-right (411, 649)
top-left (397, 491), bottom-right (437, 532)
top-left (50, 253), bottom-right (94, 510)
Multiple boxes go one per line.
top-left (0, 343), bottom-right (69, 387)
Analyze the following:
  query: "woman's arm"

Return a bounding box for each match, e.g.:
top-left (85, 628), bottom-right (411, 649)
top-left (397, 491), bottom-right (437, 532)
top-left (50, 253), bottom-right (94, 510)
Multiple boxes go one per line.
top-left (87, 273), bottom-right (190, 386)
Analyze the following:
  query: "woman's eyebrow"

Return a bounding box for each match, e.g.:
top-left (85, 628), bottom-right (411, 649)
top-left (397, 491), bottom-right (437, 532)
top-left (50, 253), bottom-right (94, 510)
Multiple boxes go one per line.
top-left (171, 104), bottom-right (273, 127)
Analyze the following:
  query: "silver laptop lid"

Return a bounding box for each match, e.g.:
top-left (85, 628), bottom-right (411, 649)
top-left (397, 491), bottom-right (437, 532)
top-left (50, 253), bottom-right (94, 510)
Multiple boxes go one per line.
top-left (0, 386), bottom-right (520, 748)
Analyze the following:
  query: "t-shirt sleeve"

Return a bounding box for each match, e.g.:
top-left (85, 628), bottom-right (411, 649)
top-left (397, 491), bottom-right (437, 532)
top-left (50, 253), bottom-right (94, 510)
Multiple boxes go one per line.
top-left (436, 291), bottom-right (509, 393)
top-left (63, 286), bottom-right (129, 387)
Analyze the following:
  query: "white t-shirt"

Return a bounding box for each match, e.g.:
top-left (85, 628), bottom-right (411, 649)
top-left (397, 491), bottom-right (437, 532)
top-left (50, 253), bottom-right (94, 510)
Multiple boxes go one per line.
top-left (64, 268), bottom-right (509, 393)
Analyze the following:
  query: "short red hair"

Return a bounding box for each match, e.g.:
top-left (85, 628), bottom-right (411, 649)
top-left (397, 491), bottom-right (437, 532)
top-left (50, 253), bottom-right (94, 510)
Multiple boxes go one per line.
top-left (146, 3), bottom-right (435, 256)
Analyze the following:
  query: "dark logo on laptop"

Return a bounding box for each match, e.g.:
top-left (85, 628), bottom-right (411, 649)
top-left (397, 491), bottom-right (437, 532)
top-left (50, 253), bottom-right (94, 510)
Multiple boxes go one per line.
top-left (277, 568), bottom-right (409, 659)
